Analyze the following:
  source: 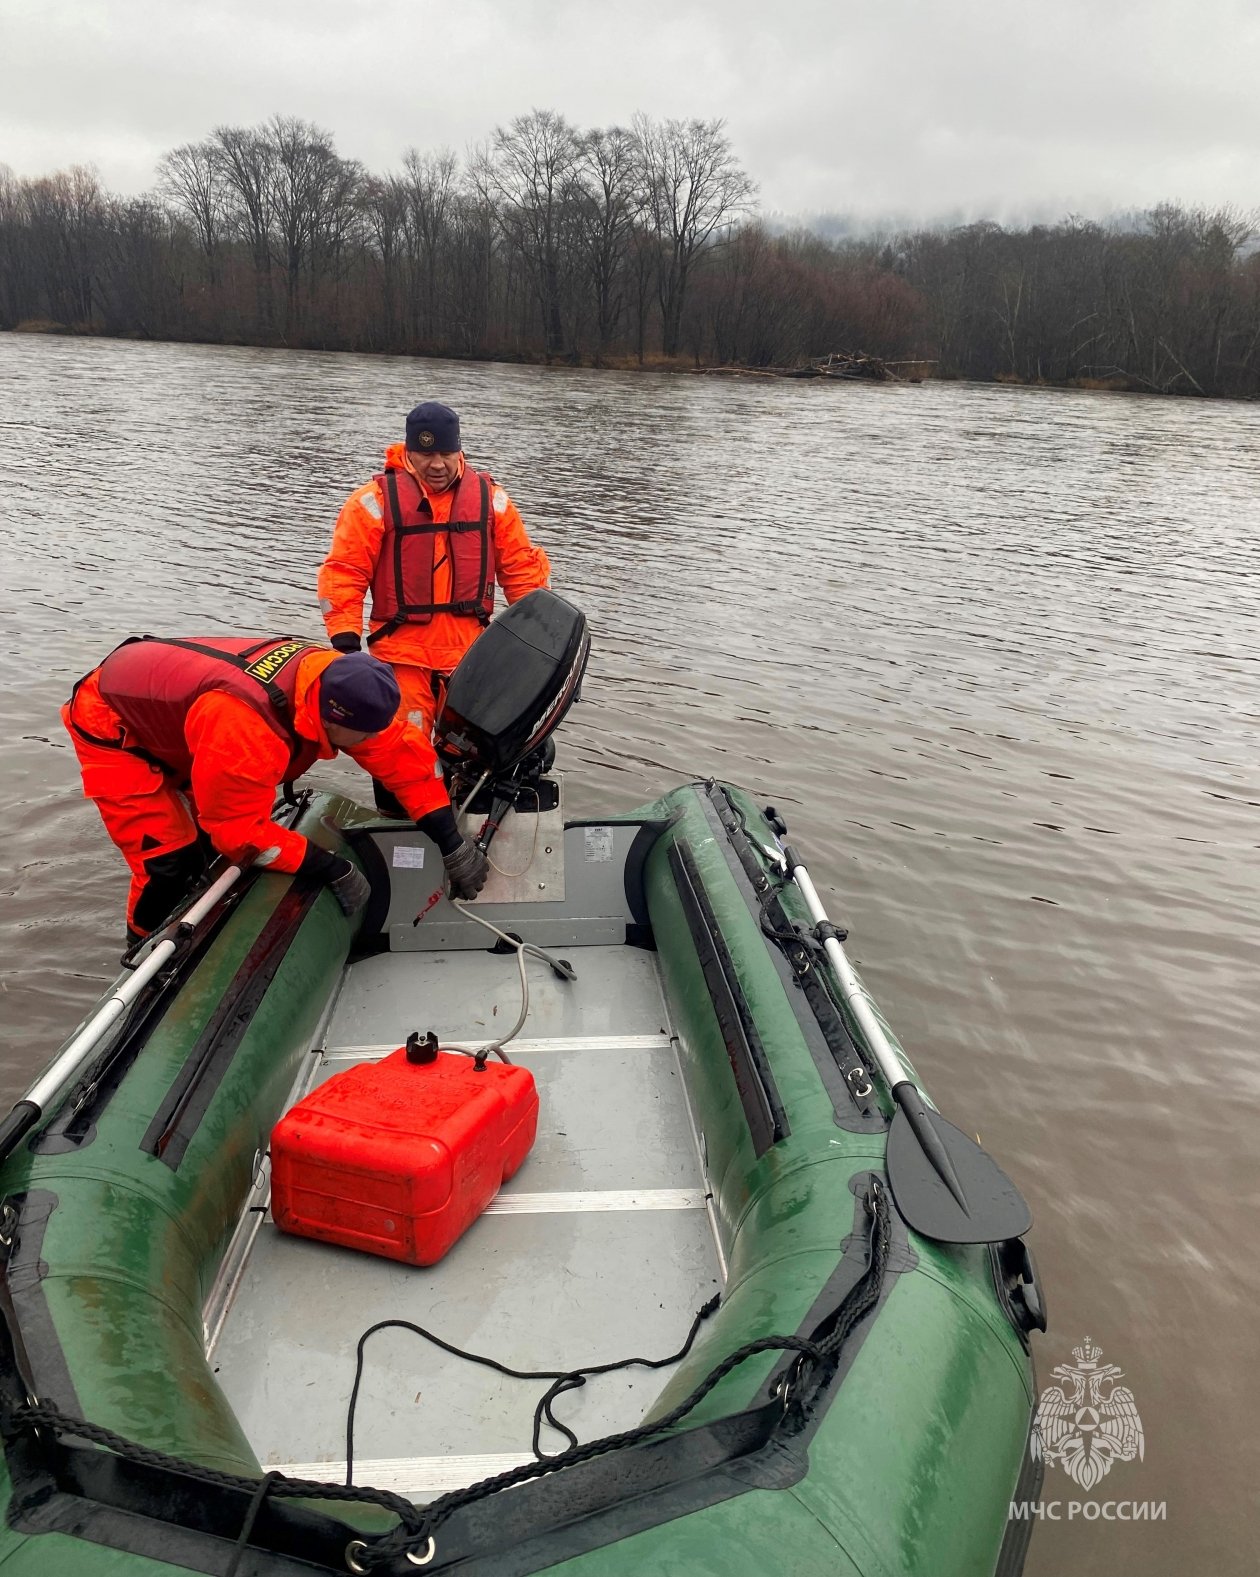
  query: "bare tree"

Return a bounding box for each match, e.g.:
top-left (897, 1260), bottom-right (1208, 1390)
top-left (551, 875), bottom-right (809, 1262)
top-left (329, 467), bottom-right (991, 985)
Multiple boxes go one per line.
top-left (446, 187), bottom-right (498, 356)
top-left (477, 110), bottom-right (582, 359)
top-left (100, 196), bottom-right (179, 337)
top-left (157, 141), bottom-right (224, 284)
top-left (21, 166), bottom-right (105, 325)
top-left (310, 153), bottom-right (364, 344)
top-left (359, 176), bottom-right (407, 346)
top-left (0, 165), bottom-right (33, 327)
top-left (399, 148), bottom-right (457, 345)
top-left (634, 116), bottom-right (755, 356)
top-left (210, 124), bottom-right (277, 331)
top-left (574, 126), bottom-right (643, 364)
top-left (266, 115), bottom-right (361, 337)
top-left (704, 220), bottom-right (776, 363)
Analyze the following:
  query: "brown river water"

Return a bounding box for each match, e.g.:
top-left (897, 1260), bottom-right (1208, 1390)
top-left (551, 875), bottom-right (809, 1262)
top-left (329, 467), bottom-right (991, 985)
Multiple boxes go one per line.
top-left (0, 333), bottom-right (1256, 1574)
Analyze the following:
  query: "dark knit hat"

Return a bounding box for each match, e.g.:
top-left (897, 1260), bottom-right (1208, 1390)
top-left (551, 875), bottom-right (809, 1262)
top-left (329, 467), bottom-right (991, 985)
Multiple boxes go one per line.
top-left (319, 652), bottom-right (401, 734)
top-left (405, 401), bottom-right (461, 453)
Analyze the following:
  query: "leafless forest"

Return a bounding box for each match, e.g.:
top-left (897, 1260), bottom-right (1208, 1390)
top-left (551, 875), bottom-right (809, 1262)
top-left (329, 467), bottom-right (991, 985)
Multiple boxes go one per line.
top-left (2, 111), bottom-right (1258, 397)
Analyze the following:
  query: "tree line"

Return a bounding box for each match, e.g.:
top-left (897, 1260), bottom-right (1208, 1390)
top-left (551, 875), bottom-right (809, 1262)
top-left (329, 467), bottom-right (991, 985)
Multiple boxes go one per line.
top-left (2, 111), bottom-right (1258, 398)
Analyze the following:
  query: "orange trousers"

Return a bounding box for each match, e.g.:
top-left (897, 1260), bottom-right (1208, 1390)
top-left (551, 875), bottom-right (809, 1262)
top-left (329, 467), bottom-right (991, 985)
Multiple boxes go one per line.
top-left (366, 664), bottom-right (451, 820)
top-left (391, 663), bottom-right (450, 737)
top-left (63, 682), bottom-right (210, 934)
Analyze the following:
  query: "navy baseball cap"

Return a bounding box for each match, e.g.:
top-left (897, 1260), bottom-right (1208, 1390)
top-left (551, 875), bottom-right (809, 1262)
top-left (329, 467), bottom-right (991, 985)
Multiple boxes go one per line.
top-left (319, 653), bottom-right (401, 734)
top-left (405, 401), bottom-right (461, 453)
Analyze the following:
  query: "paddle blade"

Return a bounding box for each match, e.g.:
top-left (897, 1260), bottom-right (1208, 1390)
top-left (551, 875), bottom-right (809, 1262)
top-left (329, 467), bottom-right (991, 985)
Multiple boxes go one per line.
top-left (886, 1106), bottom-right (1032, 1244)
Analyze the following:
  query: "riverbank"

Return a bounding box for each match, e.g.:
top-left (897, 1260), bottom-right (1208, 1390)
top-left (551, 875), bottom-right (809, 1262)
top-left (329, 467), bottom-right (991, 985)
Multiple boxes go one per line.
top-left (8, 321), bottom-right (1249, 401)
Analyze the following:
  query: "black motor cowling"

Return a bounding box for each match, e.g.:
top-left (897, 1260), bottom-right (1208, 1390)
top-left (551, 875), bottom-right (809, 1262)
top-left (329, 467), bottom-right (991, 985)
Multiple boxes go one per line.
top-left (435, 589), bottom-right (590, 780)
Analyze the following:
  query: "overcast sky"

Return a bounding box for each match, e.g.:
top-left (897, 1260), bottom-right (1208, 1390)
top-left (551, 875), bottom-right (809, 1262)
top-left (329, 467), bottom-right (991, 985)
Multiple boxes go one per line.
top-left (3, 0), bottom-right (1258, 228)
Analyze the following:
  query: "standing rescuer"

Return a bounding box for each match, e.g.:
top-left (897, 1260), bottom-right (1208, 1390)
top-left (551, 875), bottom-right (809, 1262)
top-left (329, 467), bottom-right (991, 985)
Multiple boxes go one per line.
top-left (318, 401), bottom-right (551, 773)
top-left (62, 635), bottom-right (490, 942)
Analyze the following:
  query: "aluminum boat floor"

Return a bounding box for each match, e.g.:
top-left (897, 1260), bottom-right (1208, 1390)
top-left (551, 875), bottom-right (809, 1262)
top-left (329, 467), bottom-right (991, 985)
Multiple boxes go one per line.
top-left (207, 944), bottom-right (724, 1494)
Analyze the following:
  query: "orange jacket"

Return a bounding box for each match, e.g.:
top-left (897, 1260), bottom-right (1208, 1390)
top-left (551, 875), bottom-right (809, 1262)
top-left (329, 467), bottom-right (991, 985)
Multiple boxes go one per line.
top-left (318, 445), bottom-right (551, 673)
top-left (71, 649), bottom-right (449, 874)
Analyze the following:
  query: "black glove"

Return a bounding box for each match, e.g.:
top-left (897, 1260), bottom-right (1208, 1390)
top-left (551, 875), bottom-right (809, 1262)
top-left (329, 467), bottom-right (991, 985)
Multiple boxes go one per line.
top-left (443, 838), bottom-right (489, 900)
top-left (299, 844), bottom-right (371, 917)
top-left (327, 858), bottom-right (371, 916)
top-left (330, 632), bottom-right (362, 653)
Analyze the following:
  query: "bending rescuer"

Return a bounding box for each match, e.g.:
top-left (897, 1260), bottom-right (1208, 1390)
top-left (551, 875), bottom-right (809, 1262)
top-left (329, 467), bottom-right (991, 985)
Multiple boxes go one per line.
top-left (63, 636), bottom-right (490, 943)
top-left (317, 401), bottom-right (550, 805)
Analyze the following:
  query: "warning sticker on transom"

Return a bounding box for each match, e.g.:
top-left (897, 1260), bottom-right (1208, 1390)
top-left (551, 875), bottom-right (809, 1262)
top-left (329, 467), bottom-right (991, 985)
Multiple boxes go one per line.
top-left (391, 846), bottom-right (426, 869)
top-left (583, 827), bottom-right (613, 863)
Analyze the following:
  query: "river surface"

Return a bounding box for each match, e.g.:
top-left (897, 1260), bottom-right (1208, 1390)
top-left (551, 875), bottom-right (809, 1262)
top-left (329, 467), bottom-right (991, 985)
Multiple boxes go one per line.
top-left (0, 333), bottom-right (1256, 1573)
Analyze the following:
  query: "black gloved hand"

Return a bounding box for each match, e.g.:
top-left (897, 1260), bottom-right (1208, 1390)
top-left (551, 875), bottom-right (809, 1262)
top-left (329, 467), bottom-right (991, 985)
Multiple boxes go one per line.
top-left (330, 632), bottom-right (362, 653)
top-left (327, 858), bottom-right (371, 916)
top-left (298, 844), bottom-right (371, 917)
top-left (443, 838), bottom-right (490, 901)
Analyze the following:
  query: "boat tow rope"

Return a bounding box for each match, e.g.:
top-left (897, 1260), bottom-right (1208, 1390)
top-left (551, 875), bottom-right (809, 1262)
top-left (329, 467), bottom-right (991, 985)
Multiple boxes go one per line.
top-left (344, 1292), bottom-right (724, 1481)
top-left (344, 1180), bottom-right (891, 1573)
top-left (0, 1185), bottom-right (888, 1574)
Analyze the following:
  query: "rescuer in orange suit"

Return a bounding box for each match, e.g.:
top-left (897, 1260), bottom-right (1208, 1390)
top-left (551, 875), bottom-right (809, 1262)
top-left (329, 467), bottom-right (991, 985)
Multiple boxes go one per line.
top-left (62, 635), bottom-right (490, 944)
top-left (318, 402), bottom-right (550, 810)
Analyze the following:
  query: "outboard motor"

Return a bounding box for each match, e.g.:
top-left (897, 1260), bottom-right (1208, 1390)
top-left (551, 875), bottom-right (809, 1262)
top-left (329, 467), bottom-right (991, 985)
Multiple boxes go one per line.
top-left (435, 589), bottom-right (590, 849)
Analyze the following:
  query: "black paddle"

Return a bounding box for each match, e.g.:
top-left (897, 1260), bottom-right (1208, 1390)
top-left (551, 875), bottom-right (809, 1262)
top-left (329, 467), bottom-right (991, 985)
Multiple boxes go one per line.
top-left (781, 844), bottom-right (1032, 1245)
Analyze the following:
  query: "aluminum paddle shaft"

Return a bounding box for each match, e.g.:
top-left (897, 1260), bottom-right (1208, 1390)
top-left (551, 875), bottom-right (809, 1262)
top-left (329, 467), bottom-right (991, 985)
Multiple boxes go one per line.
top-left (780, 844), bottom-right (1032, 1245)
top-left (0, 863), bottom-right (245, 1165)
top-left (785, 851), bottom-right (910, 1098)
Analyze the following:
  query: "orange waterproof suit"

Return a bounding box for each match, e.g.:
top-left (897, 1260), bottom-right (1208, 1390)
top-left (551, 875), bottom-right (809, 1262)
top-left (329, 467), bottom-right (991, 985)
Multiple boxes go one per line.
top-left (63, 636), bottom-right (450, 932)
top-left (318, 445), bottom-right (551, 733)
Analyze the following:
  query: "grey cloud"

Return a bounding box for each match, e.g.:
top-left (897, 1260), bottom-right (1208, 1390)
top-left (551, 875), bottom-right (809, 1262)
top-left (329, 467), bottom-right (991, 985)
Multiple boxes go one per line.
top-left (1, 0), bottom-right (1257, 226)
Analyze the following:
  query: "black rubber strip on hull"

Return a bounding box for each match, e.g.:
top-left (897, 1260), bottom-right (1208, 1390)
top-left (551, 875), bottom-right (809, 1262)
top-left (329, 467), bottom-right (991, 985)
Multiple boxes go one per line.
top-left (667, 837), bottom-right (789, 1156)
top-left (699, 783), bottom-right (886, 1132)
top-left (139, 879), bottom-right (322, 1170)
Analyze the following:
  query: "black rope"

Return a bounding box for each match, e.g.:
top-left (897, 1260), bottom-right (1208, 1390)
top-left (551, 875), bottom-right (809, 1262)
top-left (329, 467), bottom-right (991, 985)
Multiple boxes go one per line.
top-left (345, 1293), bottom-right (721, 1483)
top-left (224, 1468), bottom-right (280, 1577)
top-left (0, 1400), bottom-right (426, 1533)
top-left (355, 1182), bottom-right (891, 1571)
top-left (758, 877), bottom-right (806, 951)
top-left (708, 783), bottom-right (811, 955)
top-left (754, 865), bottom-right (855, 1010)
top-left (704, 780), bottom-right (829, 962)
top-left (723, 788), bottom-right (754, 841)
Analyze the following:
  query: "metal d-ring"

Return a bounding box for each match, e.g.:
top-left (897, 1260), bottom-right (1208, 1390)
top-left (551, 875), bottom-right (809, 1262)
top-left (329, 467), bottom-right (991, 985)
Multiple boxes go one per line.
top-left (772, 1353), bottom-right (811, 1416)
top-left (406, 1538), bottom-right (437, 1566)
top-left (23, 1392), bottom-right (44, 1441)
top-left (345, 1540), bottom-right (370, 1574)
top-left (771, 1365), bottom-right (798, 1415)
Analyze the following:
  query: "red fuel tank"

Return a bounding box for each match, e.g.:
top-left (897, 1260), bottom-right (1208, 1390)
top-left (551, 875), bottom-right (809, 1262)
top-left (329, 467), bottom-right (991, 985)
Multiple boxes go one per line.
top-left (270, 1043), bottom-right (538, 1266)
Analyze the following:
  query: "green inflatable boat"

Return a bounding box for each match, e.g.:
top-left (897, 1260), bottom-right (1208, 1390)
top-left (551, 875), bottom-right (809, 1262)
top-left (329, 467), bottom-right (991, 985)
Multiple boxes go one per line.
top-left (0, 772), bottom-right (1045, 1576)
top-left (0, 557), bottom-right (1045, 1577)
